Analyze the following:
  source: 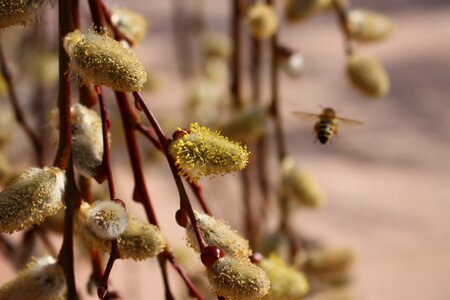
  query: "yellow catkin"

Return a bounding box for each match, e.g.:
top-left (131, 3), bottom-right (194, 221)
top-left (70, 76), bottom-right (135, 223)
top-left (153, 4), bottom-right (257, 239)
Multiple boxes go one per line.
top-left (111, 8), bottom-right (148, 44)
top-left (64, 30), bottom-right (147, 92)
top-left (218, 105), bottom-right (267, 143)
top-left (0, 167), bottom-right (65, 233)
top-left (346, 54), bottom-right (390, 98)
top-left (202, 33), bottom-right (231, 60)
top-left (207, 256), bottom-right (270, 300)
top-left (169, 123), bottom-right (249, 183)
top-left (0, 256), bottom-right (66, 300)
top-left (0, 0), bottom-right (46, 29)
top-left (348, 9), bottom-right (394, 43)
top-left (261, 254), bottom-right (309, 300)
top-left (284, 0), bottom-right (332, 23)
top-left (303, 248), bottom-right (354, 284)
top-left (247, 3), bottom-right (278, 40)
top-left (281, 157), bottom-right (325, 208)
top-left (78, 204), bottom-right (166, 261)
top-left (186, 211), bottom-right (252, 258)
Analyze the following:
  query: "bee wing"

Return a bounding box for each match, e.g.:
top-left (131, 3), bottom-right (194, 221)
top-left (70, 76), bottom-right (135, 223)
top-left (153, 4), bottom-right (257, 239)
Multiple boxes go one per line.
top-left (336, 117), bottom-right (363, 126)
top-left (292, 111), bottom-right (320, 120)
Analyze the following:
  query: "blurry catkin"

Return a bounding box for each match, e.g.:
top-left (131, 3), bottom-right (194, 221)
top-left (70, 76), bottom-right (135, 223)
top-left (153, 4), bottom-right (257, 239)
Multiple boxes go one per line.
top-left (284, 0), bottom-right (331, 23)
top-left (169, 123), bottom-right (249, 183)
top-left (303, 248), bottom-right (354, 284)
top-left (247, 3), bottom-right (278, 40)
top-left (346, 54), bottom-right (390, 98)
top-left (0, 256), bottom-right (66, 300)
top-left (0, 0), bottom-right (46, 29)
top-left (0, 106), bottom-right (13, 148)
top-left (111, 8), bottom-right (147, 45)
top-left (78, 204), bottom-right (166, 260)
top-left (63, 30), bottom-right (147, 92)
top-left (261, 254), bottom-right (309, 300)
top-left (348, 10), bottom-right (394, 43)
top-left (0, 166), bottom-right (65, 233)
top-left (0, 75), bottom-right (7, 98)
top-left (281, 157), bottom-right (325, 208)
top-left (0, 151), bottom-right (12, 186)
top-left (207, 256), bottom-right (270, 300)
top-left (83, 200), bottom-right (128, 240)
top-left (282, 51), bottom-right (305, 79)
top-left (202, 33), bottom-right (231, 60)
top-left (218, 105), bottom-right (267, 143)
top-left (186, 211), bottom-right (252, 258)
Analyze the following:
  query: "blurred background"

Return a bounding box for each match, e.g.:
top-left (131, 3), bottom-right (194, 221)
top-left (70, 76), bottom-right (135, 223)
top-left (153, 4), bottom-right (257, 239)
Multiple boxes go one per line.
top-left (0, 0), bottom-right (449, 299)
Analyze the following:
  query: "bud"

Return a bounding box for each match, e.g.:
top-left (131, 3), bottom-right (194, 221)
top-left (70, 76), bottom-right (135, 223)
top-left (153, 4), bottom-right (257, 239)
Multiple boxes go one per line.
top-left (186, 211), bottom-right (252, 258)
top-left (346, 54), bottom-right (390, 98)
top-left (0, 256), bottom-right (66, 300)
top-left (348, 10), bottom-right (394, 43)
top-left (218, 105), bottom-right (267, 143)
top-left (284, 0), bottom-right (331, 23)
top-left (260, 254), bottom-right (309, 300)
top-left (281, 157), bottom-right (325, 208)
top-left (0, 0), bottom-right (46, 29)
top-left (64, 30), bottom-right (147, 92)
top-left (78, 207), bottom-right (167, 261)
top-left (111, 8), bottom-right (148, 45)
top-left (207, 256), bottom-right (270, 299)
top-left (169, 123), bottom-right (249, 183)
top-left (202, 33), bottom-right (231, 60)
top-left (247, 3), bottom-right (278, 40)
top-left (303, 248), bottom-right (354, 284)
top-left (0, 167), bottom-right (65, 233)
top-left (81, 200), bottom-right (128, 240)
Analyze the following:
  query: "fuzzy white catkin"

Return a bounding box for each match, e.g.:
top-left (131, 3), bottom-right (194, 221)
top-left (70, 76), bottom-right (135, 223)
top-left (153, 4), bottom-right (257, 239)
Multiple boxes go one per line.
top-left (83, 200), bottom-right (129, 240)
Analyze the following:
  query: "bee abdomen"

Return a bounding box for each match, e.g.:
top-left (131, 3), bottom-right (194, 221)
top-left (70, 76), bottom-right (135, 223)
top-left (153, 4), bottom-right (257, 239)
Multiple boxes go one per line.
top-left (316, 121), bottom-right (334, 144)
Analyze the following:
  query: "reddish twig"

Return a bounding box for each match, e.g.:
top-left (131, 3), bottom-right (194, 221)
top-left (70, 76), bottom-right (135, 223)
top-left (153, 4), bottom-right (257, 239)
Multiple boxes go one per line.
top-left (332, 0), bottom-right (355, 56)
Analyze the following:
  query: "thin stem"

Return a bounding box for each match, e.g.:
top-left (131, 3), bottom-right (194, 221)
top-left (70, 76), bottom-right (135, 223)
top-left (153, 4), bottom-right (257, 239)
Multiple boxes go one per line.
top-left (98, 1), bottom-right (134, 46)
top-left (230, 0), bottom-right (244, 108)
top-left (332, 0), bottom-right (355, 56)
top-left (136, 124), bottom-right (163, 151)
top-left (133, 92), bottom-right (207, 251)
top-left (116, 92), bottom-right (204, 300)
top-left (0, 35), bottom-right (44, 167)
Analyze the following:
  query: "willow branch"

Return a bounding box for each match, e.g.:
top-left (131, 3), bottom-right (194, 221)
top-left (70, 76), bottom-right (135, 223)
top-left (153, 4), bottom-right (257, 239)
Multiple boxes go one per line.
top-left (332, 0), bottom-right (355, 56)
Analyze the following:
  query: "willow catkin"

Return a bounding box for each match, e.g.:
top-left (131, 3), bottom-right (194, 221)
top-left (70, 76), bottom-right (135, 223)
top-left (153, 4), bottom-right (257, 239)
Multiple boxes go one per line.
top-left (111, 8), bottom-right (148, 45)
top-left (247, 3), bottom-right (278, 40)
top-left (207, 256), bottom-right (270, 300)
top-left (83, 200), bottom-right (128, 240)
top-left (186, 211), bottom-right (252, 258)
top-left (0, 256), bottom-right (66, 300)
top-left (169, 123), bottom-right (249, 183)
top-left (0, 166), bottom-right (65, 233)
top-left (218, 105), bottom-right (267, 143)
top-left (346, 54), bottom-right (390, 98)
top-left (202, 33), bottom-right (231, 60)
top-left (303, 248), bottom-right (354, 284)
top-left (78, 203), bottom-right (166, 260)
top-left (63, 30), bottom-right (147, 92)
top-left (0, 0), bottom-right (46, 29)
top-left (348, 9), bottom-right (394, 43)
top-left (281, 157), bottom-right (325, 208)
top-left (261, 254), bottom-right (309, 300)
top-left (284, 0), bottom-right (331, 23)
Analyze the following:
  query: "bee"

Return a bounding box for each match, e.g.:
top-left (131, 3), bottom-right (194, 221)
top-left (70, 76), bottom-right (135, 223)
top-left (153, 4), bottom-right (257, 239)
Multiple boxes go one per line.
top-left (293, 108), bottom-right (363, 144)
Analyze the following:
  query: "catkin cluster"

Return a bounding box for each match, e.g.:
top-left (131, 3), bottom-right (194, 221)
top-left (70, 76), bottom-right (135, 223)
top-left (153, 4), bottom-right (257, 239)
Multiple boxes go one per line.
top-left (64, 30), bottom-right (147, 92)
top-left (0, 166), bottom-right (65, 233)
top-left (169, 123), bottom-right (249, 183)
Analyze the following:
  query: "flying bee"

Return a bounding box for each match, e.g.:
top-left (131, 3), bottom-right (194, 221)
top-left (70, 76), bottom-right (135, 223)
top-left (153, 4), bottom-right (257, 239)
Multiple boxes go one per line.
top-left (293, 108), bottom-right (363, 144)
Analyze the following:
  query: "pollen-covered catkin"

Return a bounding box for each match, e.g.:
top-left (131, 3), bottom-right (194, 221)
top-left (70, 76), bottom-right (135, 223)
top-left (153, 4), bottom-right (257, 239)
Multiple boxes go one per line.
top-left (63, 30), bottom-right (147, 92)
top-left (247, 3), bottom-right (278, 40)
top-left (0, 256), bottom-right (66, 300)
top-left (186, 211), bottom-right (252, 258)
top-left (78, 204), bottom-right (166, 260)
top-left (0, 0), bottom-right (46, 29)
top-left (111, 8), bottom-right (148, 45)
top-left (348, 10), bottom-right (394, 43)
top-left (281, 157), bottom-right (325, 208)
top-left (83, 200), bottom-right (128, 240)
top-left (303, 248), bottom-right (354, 284)
top-left (260, 255), bottom-right (309, 300)
top-left (346, 54), bottom-right (390, 98)
top-left (207, 256), bottom-right (270, 299)
top-left (169, 123), bottom-right (249, 183)
top-left (0, 166), bottom-right (65, 233)
top-left (218, 105), bottom-right (267, 143)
